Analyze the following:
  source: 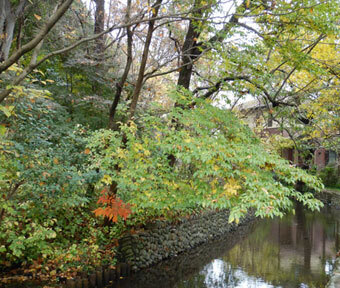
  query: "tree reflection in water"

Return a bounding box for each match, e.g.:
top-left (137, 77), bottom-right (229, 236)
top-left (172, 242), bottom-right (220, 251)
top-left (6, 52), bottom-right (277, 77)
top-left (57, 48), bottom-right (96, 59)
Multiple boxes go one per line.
top-left (201, 259), bottom-right (276, 288)
top-left (107, 204), bottom-right (339, 288)
top-left (181, 204), bottom-right (339, 288)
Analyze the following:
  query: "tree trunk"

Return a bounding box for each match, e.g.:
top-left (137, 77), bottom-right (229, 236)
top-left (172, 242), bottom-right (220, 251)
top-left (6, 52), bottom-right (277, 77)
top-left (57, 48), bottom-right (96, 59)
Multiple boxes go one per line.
top-left (128, 0), bottom-right (162, 120)
top-left (0, 0), bottom-right (73, 75)
top-left (0, 0), bottom-right (26, 62)
top-left (108, 0), bottom-right (133, 128)
top-left (177, 9), bottom-right (203, 89)
top-left (94, 0), bottom-right (105, 54)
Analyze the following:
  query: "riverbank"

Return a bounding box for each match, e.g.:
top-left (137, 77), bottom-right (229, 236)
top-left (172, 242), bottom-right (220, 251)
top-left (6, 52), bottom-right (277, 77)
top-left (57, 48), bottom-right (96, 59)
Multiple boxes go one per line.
top-left (117, 209), bottom-right (255, 272)
top-left (2, 189), bottom-right (338, 288)
top-left (108, 197), bottom-right (340, 288)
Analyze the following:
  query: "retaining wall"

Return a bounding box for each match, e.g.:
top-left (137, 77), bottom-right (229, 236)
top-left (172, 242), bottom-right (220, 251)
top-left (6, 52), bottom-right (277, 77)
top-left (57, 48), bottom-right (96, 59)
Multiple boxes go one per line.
top-left (318, 190), bottom-right (340, 209)
top-left (117, 209), bottom-right (254, 271)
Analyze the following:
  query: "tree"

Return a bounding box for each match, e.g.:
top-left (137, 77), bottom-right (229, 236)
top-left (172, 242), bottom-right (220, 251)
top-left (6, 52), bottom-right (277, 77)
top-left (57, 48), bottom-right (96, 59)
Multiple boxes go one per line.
top-left (0, 0), bottom-right (26, 62)
top-left (94, 0), bottom-right (105, 54)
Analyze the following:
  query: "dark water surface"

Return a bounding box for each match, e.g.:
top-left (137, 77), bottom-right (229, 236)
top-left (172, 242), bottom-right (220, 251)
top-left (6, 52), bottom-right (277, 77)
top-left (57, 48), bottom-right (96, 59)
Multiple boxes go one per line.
top-left (109, 204), bottom-right (340, 288)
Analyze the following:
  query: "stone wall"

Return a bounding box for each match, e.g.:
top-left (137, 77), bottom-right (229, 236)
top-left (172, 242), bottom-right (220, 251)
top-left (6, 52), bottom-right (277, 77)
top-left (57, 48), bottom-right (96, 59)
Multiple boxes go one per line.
top-left (318, 190), bottom-right (340, 209)
top-left (117, 210), bottom-right (254, 271)
top-left (115, 220), bottom-right (257, 288)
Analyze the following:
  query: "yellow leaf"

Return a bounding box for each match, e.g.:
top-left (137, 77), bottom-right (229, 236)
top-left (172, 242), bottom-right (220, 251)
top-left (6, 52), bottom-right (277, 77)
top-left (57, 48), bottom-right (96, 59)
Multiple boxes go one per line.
top-left (34, 14), bottom-right (42, 21)
top-left (223, 178), bottom-right (241, 197)
top-left (53, 158), bottom-right (59, 165)
top-left (102, 174), bottom-right (112, 185)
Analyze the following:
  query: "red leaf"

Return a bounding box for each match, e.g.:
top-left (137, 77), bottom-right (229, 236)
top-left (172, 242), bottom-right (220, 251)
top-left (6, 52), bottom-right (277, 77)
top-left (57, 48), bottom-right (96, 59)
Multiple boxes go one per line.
top-left (93, 191), bottom-right (131, 222)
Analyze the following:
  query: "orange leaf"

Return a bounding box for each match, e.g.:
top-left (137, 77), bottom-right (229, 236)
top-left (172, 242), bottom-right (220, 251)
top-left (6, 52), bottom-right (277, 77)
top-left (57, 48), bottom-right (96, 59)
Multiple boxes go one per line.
top-left (84, 148), bottom-right (91, 154)
top-left (34, 14), bottom-right (42, 21)
top-left (93, 194), bottom-right (131, 222)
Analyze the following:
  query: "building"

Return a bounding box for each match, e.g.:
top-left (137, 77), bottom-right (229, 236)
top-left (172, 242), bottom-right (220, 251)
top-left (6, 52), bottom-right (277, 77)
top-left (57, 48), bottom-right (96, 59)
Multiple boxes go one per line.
top-left (235, 99), bottom-right (337, 170)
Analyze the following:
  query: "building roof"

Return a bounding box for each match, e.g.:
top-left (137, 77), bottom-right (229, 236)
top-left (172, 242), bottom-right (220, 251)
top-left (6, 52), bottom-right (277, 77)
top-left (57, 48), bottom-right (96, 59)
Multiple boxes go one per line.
top-left (234, 99), bottom-right (266, 111)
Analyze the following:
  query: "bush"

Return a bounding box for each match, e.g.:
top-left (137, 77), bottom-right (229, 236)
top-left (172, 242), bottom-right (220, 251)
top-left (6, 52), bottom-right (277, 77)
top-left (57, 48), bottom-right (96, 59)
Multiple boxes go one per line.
top-left (0, 97), bottom-right (101, 267)
top-left (318, 166), bottom-right (339, 188)
top-left (87, 90), bottom-right (324, 227)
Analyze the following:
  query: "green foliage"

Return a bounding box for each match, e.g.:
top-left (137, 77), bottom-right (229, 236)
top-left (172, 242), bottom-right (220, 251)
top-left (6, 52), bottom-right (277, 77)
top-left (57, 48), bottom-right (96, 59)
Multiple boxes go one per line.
top-left (88, 90), bottom-right (324, 226)
top-left (318, 166), bottom-right (339, 188)
top-left (0, 96), bottom-right (100, 266)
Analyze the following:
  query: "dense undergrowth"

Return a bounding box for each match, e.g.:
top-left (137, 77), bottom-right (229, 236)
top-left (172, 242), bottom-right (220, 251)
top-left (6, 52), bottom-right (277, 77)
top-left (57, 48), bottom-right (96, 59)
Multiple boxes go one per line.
top-left (0, 96), bottom-right (114, 279)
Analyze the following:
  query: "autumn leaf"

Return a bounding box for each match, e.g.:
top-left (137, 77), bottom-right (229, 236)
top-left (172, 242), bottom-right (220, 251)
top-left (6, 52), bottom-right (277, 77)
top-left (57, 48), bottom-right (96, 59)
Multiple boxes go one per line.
top-left (84, 148), bottom-right (91, 154)
top-left (94, 192), bottom-right (131, 223)
top-left (34, 14), bottom-right (42, 21)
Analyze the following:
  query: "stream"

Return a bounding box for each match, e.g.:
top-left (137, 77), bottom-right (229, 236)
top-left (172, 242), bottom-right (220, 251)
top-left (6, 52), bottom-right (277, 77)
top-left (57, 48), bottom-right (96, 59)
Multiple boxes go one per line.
top-left (109, 203), bottom-right (340, 288)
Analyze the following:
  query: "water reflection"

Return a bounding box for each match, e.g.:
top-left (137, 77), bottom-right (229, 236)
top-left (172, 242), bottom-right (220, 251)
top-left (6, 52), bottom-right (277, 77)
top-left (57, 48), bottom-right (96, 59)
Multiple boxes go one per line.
top-left (195, 204), bottom-right (339, 288)
top-left (109, 204), bottom-right (339, 288)
top-left (200, 259), bottom-right (276, 288)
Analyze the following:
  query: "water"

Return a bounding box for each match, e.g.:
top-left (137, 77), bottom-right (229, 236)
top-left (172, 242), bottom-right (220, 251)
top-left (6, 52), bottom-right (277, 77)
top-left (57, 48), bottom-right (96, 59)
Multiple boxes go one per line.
top-left (109, 203), bottom-right (340, 288)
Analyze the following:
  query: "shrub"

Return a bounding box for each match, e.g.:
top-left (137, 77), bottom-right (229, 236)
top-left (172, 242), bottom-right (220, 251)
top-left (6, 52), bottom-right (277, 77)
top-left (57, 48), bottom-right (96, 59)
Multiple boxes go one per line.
top-left (318, 166), bottom-right (339, 188)
top-left (0, 97), bottom-right (100, 267)
top-left (87, 90), bottom-right (324, 227)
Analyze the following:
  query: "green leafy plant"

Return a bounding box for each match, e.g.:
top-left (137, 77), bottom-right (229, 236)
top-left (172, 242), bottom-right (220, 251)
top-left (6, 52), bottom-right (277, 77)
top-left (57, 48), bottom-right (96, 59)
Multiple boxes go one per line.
top-left (88, 90), bottom-right (324, 227)
top-left (318, 166), bottom-right (339, 188)
top-left (0, 96), bottom-right (100, 267)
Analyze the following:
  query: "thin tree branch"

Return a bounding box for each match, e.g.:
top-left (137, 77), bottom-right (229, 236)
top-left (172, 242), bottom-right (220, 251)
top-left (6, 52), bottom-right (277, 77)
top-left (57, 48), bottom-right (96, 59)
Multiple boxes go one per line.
top-left (0, 0), bottom-right (74, 74)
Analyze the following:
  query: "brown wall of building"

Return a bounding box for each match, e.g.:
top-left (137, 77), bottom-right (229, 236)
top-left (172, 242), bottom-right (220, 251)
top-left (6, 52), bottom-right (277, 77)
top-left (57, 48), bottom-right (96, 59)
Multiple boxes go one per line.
top-left (314, 148), bottom-right (327, 170)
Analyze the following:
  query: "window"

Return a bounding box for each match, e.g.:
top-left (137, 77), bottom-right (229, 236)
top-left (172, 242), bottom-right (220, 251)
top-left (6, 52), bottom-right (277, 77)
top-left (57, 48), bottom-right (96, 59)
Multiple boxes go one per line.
top-left (327, 150), bottom-right (337, 166)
